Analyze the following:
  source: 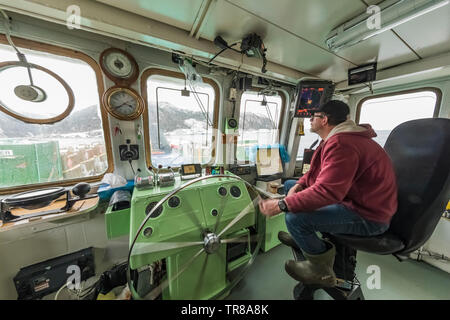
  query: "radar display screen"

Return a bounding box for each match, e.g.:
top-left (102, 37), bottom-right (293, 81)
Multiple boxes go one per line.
top-left (294, 80), bottom-right (335, 118)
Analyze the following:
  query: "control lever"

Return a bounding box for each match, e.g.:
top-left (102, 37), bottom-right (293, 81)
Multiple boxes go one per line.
top-left (156, 165), bottom-right (176, 187)
top-left (134, 168), bottom-right (155, 190)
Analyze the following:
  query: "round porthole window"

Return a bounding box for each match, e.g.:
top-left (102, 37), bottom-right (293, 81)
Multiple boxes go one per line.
top-left (0, 62), bottom-right (74, 124)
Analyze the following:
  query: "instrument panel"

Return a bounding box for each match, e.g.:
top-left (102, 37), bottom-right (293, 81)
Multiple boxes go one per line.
top-left (127, 174), bottom-right (255, 269)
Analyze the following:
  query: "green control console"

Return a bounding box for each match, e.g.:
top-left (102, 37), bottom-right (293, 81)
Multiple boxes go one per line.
top-left (115, 172), bottom-right (260, 300)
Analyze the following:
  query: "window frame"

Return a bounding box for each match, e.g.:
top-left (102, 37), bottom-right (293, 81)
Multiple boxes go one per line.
top-left (355, 87), bottom-right (442, 125)
top-left (295, 118), bottom-right (318, 161)
top-left (0, 35), bottom-right (114, 195)
top-left (140, 68), bottom-right (220, 169)
top-left (236, 88), bottom-right (287, 164)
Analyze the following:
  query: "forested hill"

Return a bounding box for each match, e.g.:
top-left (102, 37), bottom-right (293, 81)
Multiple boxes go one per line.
top-left (157, 102), bottom-right (275, 132)
top-left (0, 105), bottom-right (101, 138)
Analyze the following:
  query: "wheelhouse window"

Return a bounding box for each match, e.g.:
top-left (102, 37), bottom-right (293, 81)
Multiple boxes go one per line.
top-left (358, 90), bottom-right (439, 147)
top-left (296, 119), bottom-right (319, 160)
top-left (237, 91), bottom-right (283, 162)
top-left (145, 73), bottom-right (217, 168)
top-left (0, 41), bottom-right (109, 191)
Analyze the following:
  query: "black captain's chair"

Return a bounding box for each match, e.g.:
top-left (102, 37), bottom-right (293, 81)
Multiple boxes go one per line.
top-left (292, 118), bottom-right (450, 300)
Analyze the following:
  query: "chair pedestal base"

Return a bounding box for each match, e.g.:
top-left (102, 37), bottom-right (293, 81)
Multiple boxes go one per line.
top-left (293, 281), bottom-right (365, 300)
top-left (293, 283), bottom-right (317, 300)
top-left (291, 237), bottom-right (365, 300)
top-left (293, 280), bottom-right (365, 300)
top-left (323, 284), bottom-right (365, 300)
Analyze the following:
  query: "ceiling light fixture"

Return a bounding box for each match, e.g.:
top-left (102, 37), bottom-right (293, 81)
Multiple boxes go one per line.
top-left (326, 0), bottom-right (450, 52)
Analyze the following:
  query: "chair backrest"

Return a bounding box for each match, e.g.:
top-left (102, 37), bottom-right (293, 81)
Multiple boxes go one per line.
top-left (385, 118), bottom-right (450, 255)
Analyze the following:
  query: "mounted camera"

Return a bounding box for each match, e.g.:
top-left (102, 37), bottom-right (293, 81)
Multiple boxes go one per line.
top-left (211, 33), bottom-right (268, 73)
top-left (241, 33), bottom-right (268, 73)
top-left (241, 33), bottom-right (266, 59)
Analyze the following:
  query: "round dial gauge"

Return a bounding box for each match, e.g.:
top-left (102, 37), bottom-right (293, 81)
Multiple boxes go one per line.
top-left (102, 87), bottom-right (144, 120)
top-left (99, 48), bottom-right (139, 86)
top-left (104, 52), bottom-right (133, 78)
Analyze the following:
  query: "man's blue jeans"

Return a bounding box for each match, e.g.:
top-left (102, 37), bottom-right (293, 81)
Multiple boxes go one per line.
top-left (283, 180), bottom-right (389, 255)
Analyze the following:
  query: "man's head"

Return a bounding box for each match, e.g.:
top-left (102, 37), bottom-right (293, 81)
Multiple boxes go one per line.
top-left (310, 100), bottom-right (350, 137)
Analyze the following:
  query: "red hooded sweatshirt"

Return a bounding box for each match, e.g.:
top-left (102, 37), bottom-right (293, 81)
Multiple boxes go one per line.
top-left (284, 120), bottom-right (398, 225)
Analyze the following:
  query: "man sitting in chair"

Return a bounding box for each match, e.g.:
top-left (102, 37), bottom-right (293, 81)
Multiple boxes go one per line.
top-left (259, 100), bottom-right (398, 287)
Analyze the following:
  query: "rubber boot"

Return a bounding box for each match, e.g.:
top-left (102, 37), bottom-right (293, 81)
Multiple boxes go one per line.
top-left (285, 240), bottom-right (337, 287)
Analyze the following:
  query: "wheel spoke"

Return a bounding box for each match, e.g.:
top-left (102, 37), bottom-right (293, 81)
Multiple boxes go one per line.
top-left (193, 253), bottom-right (210, 299)
top-left (130, 241), bottom-right (203, 256)
top-left (213, 190), bottom-right (228, 234)
top-left (180, 196), bottom-right (205, 233)
top-left (141, 247), bottom-right (205, 300)
top-left (221, 234), bottom-right (259, 244)
top-left (126, 174), bottom-right (266, 301)
top-left (218, 195), bottom-right (261, 237)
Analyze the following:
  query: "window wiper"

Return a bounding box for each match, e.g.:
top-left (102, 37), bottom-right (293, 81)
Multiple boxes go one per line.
top-left (263, 103), bottom-right (277, 130)
top-left (187, 81), bottom-right (212, 128)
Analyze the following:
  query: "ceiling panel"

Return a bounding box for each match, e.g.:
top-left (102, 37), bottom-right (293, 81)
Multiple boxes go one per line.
top-left (199, 0), bottom-right (357, 82)
top-left (222, 0), bottom-right (368, 49)
top-left (361, 0), bottom-right (386, 5)
top-left (95, 0), bottom-right (204, 32)
top-left (392, 3), bottom-right (450, 58)
top-left (220, 0), bottom-right (429, 74)
top-left (90, 0), bottom-right (448, 83)
top-left (336, 31), bottom-right (419, 70)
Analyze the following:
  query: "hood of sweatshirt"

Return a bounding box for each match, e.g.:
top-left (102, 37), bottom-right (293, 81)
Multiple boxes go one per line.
top-left (325, 120), bottom-right (377, 141)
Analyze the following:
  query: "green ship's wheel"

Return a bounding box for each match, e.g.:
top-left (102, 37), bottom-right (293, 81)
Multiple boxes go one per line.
top-left (127, 174), bottom-right (265, 300)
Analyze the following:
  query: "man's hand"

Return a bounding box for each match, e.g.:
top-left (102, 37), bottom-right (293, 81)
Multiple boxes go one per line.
top-left (287, 183), bottom-right (303, 197)
top-left (259, 199), bottom-right (282, 217)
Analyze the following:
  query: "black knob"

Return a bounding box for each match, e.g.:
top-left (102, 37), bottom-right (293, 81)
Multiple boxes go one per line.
top-left (72, 183), bottom-right (91, 198)
top-left (230, 186), bottom-right (241, 198)
top-left (218, 187), bottom-right (227, 196)
top-left (168, 196), bottom-right (180, 208)
top-left (228, 118), bottom-right (237, 128)
top-left (146, 202), bottom-right (163, 218)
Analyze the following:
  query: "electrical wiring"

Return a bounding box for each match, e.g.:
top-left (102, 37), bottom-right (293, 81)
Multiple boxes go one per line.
top-left (128, 159), bottom-right (136, 175)
top-left (208, 41), bottom-right (241, 65)
top-left (179, 51), bottom-right (294, 89)
top-left (176, 65), bottom-right (213, 129)
top-left (54, 278), bottom-right (101, 300)
top-left (231, 100), bottom-right (236, 119)
top-left (54, 282), bottom-right (69, 300)
top-left (73, 261), bottom-right (129, 300)
top-left (186, 79), bottom-right (213, 147)
top-left (73, 278), bottom-right (101, 300)
top-left (208, 47), bottom-right (227, 65)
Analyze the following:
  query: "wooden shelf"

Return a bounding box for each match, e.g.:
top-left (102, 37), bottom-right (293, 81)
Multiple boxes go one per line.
top-left (0, 196), bottom-right (99, 232)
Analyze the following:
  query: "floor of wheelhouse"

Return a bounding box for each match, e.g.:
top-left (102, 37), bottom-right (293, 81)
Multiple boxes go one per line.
top-left (226, 244), bottom-right (450, 300)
